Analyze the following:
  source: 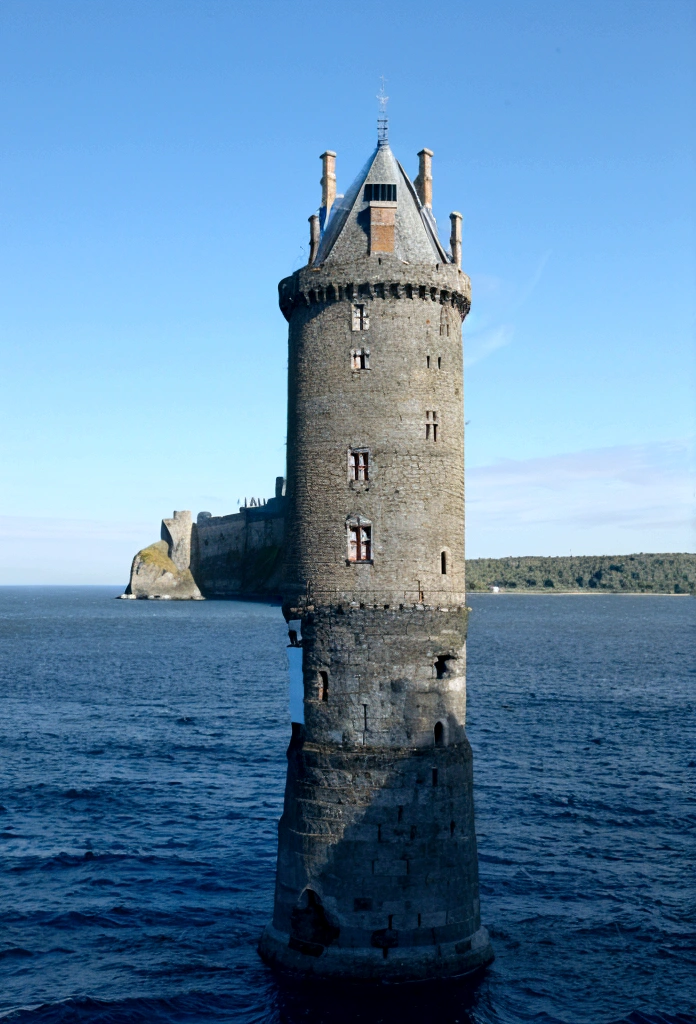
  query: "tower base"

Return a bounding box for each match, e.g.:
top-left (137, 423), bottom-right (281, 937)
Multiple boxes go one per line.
top-left (258, 922), bottom-right (493, 983)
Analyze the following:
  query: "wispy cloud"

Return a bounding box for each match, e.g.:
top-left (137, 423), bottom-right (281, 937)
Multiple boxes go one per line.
top-left (464, 324), bottom-right (514, 367)
top-left (466, 440), bottom-right (695, 556)
top-left (465, 250), bottom-right (552, 369)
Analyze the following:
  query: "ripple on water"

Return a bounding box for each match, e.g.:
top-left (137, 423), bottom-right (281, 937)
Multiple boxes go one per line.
top-left (0, 588), bottom-right (694, 1024)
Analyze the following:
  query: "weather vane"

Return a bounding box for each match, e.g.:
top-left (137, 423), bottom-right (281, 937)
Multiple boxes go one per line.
top-left (377, 75), bottom-right (389, 146)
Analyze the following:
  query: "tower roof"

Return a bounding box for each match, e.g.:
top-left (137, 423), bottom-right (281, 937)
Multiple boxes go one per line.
top-left (314, 143), bottom-right (450, 266)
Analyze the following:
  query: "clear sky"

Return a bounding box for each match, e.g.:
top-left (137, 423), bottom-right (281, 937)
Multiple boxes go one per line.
top-left (0, 0), bottom-right (693, 584)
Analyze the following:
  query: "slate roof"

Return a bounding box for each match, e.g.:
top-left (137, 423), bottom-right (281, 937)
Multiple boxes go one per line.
top-left (314, 143), bottom-right (450, 267)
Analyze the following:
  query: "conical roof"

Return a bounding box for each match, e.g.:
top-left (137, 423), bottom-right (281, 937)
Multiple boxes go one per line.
top-left (315, 143), bottom-right (450, 266)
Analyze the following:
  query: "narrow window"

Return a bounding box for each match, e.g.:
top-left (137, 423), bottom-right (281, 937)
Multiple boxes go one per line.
top-left (432, 768), bottom-right (438, 787)
top-left (437, 356), bottom-right (442, 369)
top-left (319, 671), bottom-right (329, 702)
top-left (352, 304), bottom-right (369, 331)
top-left (426, 355), bottom-right (431, 369)
top-left (434, 721), bottom-right (444, 747)
top-left (425, 411), bottom-right (438, 440)
top-left (350, 450), bottom-right (369, 481)
top-left (348, 522), bottom-right (372, 562)
top-left (441, 551), bottom-right (447, 575)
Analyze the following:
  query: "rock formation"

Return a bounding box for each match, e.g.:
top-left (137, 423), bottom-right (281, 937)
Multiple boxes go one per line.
top-left (123, 510), bottom-right (203, 600)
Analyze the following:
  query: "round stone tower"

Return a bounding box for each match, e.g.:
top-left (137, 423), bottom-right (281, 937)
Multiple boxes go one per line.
top-left (258, 132), bottom-right (493, 982)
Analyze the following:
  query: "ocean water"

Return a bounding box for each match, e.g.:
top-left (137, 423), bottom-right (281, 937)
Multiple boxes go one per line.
top-left (0, 588), bottom-right (694, 1024)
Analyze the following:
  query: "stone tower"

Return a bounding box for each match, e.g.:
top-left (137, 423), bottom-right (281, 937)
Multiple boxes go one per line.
top-left (258, 128), bottom-right (493, 982)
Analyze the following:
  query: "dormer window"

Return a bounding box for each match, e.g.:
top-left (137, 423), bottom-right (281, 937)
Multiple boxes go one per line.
top-left (364, 183), bottom-right (397, 202)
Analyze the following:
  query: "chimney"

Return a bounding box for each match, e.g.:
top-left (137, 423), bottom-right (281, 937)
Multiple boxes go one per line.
top-left (414, 148), bottom-right (433, 209)
top-left (308, 214), bottom-right (320, 264)
top-left (320, 150), bottom-right (337, 218)
top-left (450, 212), bottom-right (462, 269)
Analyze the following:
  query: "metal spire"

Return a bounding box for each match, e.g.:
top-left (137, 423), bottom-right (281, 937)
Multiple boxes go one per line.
top-left (377, 76), bottom-right (389, 147)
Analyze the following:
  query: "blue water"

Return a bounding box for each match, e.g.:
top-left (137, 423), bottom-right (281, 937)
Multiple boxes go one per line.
top-left (0, 589), bottom-right (694, 1024)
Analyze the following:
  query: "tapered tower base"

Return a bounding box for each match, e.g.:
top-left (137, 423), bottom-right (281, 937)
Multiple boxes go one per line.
top-left (258, 921), bottom-right (493, 983)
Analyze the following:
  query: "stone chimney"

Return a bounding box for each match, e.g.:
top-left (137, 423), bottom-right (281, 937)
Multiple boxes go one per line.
top-left (320, 150), bottom-right (337, 218)
top-left (414, 148), bottom-right (433, 209)
top-left (450, 211), bottom-right (462, 268)
top-left (308, 214), bottom-right (320, 264)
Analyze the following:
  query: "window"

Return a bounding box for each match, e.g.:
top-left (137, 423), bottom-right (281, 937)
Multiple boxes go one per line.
top-left (425, 411), bottom-right (438, 441)
top-left (437, 356), bottom-right (442, 369)
top-left (434, 721), bottom-right (444, 747)
top-left (441, 551), bottom-right (447, 575)
top-left (426, 355), bottom-right (431, 368)
top-left (352, 304), bottom-right (369, 331)
top-left (364, 183), bottom-right (397, 202)
top-left (348, 520), bottom-right (372, 562)
top-left (350, 450), bottom-right (369, 481)
top-left (319, 671), bottom-right (329, 702)
top-left (351, 348), bottom-right (370, 370)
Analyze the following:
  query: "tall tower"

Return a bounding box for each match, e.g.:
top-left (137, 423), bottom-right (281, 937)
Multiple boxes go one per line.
top-left (259, 126), bottom-right (493, 981)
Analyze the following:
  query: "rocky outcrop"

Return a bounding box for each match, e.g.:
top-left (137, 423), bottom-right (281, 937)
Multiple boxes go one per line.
top-left (121, 484), bottom-right (287, 600)
top-left (123, 512), bottom-right (204, 600)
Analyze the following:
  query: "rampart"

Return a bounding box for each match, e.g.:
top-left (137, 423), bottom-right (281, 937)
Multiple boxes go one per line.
top-left (122, 477), bottom-right (286, 600)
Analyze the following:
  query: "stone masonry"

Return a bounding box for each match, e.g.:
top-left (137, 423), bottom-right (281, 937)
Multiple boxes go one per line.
top-left (258, 130), bottom-right (493, 981)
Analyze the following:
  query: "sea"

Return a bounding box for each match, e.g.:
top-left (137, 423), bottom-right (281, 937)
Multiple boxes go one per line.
top-left (0, 588), bottom-right (694, 1024)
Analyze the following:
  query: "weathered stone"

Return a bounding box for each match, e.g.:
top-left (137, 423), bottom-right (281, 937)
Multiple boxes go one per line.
top-left (126, 539), bottom-right (203, 600)
top-left (258, 136), bottom-right (493, 982)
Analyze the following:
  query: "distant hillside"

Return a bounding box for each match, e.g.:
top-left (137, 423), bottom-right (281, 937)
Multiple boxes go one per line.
top-left (465, 553), bottom-right (695, 594)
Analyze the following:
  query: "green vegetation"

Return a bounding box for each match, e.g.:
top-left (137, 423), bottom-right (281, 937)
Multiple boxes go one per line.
top-left (465, 553), bottom-right (696, 594)
top-left (137, 541), bottom-right (179, 575)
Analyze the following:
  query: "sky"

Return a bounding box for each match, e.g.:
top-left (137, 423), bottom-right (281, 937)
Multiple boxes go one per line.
top-left (0, 0), bottom-right (694, 584)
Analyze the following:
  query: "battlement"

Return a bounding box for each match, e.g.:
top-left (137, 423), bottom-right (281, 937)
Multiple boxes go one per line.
top-left (279, 259), bottom-right (471, 322)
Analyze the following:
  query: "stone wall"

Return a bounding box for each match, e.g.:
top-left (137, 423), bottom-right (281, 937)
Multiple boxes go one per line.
top-left (123, 480), bottom-right (286, 600)
top-left (281, 255), bottom-right (469, 611)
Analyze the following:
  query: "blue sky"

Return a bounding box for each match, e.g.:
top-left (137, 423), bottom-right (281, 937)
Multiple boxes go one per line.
top-left (0, 0), bottom-right (693, 583)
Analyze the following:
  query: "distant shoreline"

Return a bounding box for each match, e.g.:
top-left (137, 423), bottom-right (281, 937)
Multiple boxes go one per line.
top-left (466, 591), bottom-right (691, 597)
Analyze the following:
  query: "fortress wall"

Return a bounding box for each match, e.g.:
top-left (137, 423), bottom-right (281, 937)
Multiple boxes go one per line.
top-left (193, 503), bottom-right (286, 599)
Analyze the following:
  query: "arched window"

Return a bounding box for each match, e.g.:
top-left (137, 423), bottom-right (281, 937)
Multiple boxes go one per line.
top-left (319, 671), bottom-right (329, 702)
top-left (434, 721), bottom-right (444, 747)
top-left (441, 551), bottom-right (447, 574)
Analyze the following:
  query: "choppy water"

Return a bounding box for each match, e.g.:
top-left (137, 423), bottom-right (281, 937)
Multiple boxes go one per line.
top-left (0, 588), bottom-right (694, 1024)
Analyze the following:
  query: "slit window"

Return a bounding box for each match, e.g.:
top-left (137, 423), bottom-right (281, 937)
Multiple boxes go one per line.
top-left (441, 551), bottom-right (447, 574)
top-left (350, 450), bottom-right (369, 481)
top-left (364, 183), bottom-right (397, 202)
top-left (348, 522), bottom-right (372, 562)
top-left (319, 671), bottom-right (329, 702)
top-left (352, 304), bottom-right (369, 331)
top-left (434, 721), bottom-right (444, 747)
top-left (425, 411), bottom-right (438, 441)
top-left (437, 356), bottom-right (442, 369)
top-left (426, 355), bottom-right (431, 368)
top-left (351, 348), bottom-right (370, 370)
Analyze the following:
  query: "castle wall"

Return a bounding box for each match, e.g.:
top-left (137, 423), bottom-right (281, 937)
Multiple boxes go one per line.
top-left (193, 502), bottom-right (285, 599)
